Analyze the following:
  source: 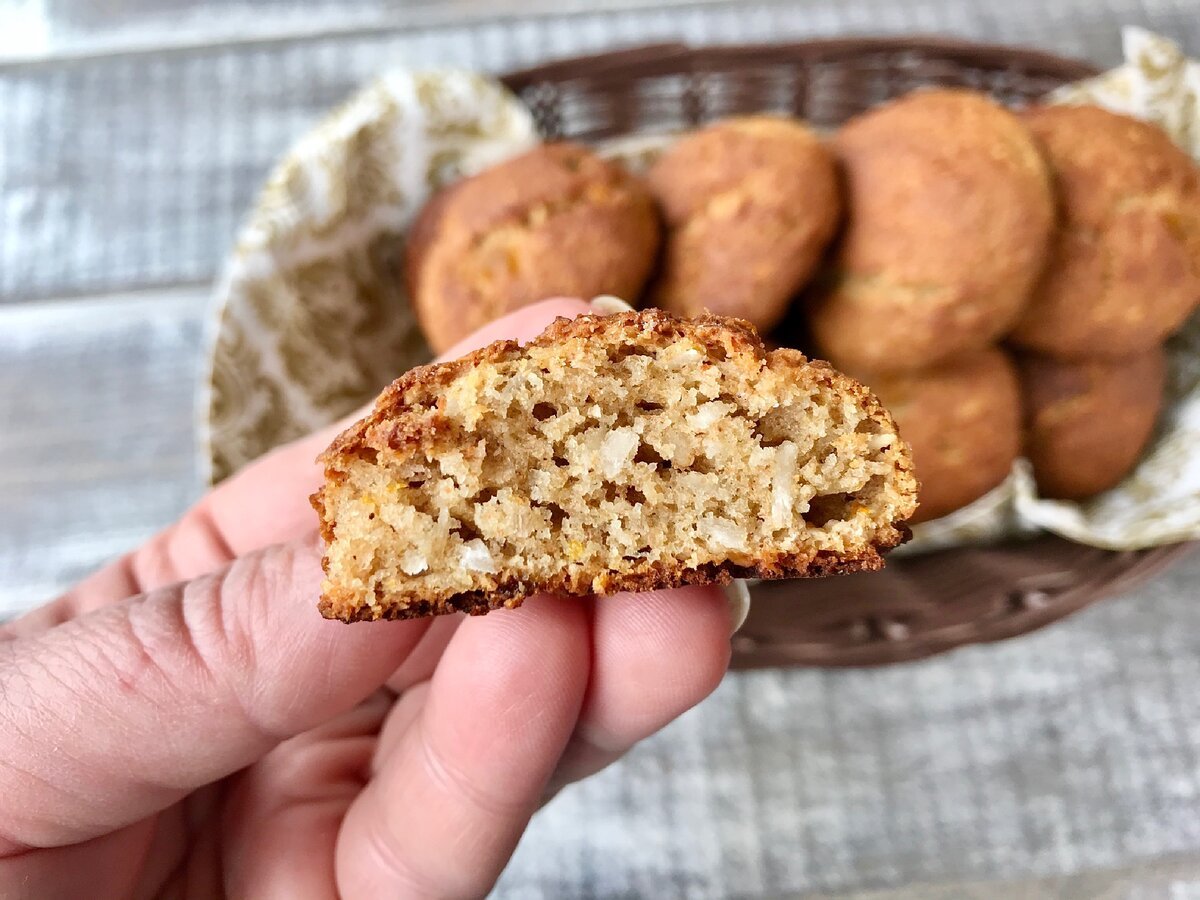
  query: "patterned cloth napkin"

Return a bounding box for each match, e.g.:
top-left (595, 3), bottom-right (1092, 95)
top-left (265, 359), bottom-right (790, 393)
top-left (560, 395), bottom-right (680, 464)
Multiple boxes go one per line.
top-left (200, 72), bottom-right (537, 483)
top-left (201, 29), bottom-right (1200, 552)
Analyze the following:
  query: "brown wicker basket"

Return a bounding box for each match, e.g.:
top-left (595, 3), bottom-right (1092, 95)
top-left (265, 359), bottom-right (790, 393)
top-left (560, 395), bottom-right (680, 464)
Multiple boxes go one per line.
top-left (499, 36), bottom-right (1194, 668)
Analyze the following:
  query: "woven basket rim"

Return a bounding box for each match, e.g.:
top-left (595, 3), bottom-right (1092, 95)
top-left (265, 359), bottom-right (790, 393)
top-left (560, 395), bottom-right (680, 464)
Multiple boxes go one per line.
top-left (500, 34), bottom-right (1100, 87)
top-left (735, 538), bottom-right (1194, 668)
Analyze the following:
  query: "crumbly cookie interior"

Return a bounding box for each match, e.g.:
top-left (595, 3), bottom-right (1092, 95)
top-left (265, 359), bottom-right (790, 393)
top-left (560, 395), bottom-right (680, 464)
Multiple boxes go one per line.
top-left (318, 328), bottom-right (912, 616)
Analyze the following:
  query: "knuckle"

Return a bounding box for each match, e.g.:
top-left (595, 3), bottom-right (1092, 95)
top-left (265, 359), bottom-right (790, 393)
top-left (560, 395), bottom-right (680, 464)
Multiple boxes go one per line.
top-left (176, 565), bottom-right (289, 746)
top-left (168, 502), bottom-right (238, 581)
top-left (126, 501), bottom-right (240, 596)
top-left (127, 534), bottom-right (175, 597)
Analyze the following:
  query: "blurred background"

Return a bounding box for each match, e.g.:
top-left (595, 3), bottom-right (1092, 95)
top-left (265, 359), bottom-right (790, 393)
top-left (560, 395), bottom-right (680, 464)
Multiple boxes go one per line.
top-left (3, 1), bottom-right (1200, 897)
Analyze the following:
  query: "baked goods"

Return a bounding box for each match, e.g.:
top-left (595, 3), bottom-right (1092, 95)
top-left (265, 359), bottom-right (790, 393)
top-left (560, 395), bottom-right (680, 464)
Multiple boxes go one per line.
top-left (313, 309), bottom-right (918, 621)
top-left (646, 116), bottom-right (841, 332)
top-left (389, 87), bottom-right (1184, 548)
top-left (855, 348), bottom-right (1021, 524)
top-left (406, 143), bottom-right (661, 353)
top-left (1010, 105), bottom-right (1200, 359)
top-left (1018, 347), bottom-right (1166, 500)
top-left (810, 89), bottom-right (1054, 373)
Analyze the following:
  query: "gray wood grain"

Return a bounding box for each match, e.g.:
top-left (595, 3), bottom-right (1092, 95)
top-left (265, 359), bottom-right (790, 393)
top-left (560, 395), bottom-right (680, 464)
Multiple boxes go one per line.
top-left (4, 1), bottom-right (1200, 896)
top-left (0, 287), bottom-right (207, 614)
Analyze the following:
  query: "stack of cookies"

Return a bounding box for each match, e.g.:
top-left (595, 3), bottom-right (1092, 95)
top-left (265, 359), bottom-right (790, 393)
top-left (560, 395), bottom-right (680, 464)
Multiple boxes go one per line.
top-left (809, 90), bottom-right (1051, 523)
top-left (404, 91), bottom-right (1200, 524)
top-left (1008, 106), bottom-right (1195, 502)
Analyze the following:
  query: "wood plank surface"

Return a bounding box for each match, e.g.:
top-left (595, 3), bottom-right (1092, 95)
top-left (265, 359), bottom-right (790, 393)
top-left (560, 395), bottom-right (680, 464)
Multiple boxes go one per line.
top-left (4, 2), bottom-right (1200, 896)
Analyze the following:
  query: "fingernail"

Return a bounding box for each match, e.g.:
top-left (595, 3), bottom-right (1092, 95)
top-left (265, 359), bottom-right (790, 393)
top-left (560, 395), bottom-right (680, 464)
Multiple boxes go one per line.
top-left (723, 579), bottom-right (751, 635)
top-left (590, 295), bottom-right (636, 315)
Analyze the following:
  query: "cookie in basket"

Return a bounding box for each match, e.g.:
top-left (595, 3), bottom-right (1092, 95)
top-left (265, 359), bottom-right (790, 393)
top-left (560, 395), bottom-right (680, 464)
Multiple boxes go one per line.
top-left (853, 347), bottom-right (1022, 525)
top-left (1017, 346), bottom-right (1166, 500)
top-left (406, 143), bottom-right (661, 353)
top-left (645, 115), bottom-right (841, 333)
top-left (810, 89), bottom-right (1054, 373)
top-left (1010, 105), bottom-right (1200, 360)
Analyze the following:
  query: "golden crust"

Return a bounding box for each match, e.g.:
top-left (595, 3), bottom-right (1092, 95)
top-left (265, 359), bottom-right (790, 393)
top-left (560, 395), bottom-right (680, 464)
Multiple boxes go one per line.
top-left (318, 310), bottom-right (769, 466)
top-left (405, 143), bottom-right (662, 353)
top-left (318, 547), bottom-right (900, 621)
top-left (1017, 345), bottom-right (1166, 500)
top-left (810, 89), bottom-right (1054, 373)
top-left (1010, 105), bottom-right (1200, 359)
top-left (645, 115), bottom-right (842, 332)
top-left (314, 309), bottom-right (917, 621)
top-left (851, 348), bottom-right (1021, 524)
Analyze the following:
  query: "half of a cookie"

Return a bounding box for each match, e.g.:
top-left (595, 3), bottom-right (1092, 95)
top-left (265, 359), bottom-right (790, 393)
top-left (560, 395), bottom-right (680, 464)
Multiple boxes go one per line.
top-left (313, 310), bottom-right (918, 620)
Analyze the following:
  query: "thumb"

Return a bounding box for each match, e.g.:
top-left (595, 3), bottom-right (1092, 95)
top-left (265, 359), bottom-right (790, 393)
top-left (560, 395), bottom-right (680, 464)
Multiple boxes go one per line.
top-left (0, 535), bottom-right (428, 854)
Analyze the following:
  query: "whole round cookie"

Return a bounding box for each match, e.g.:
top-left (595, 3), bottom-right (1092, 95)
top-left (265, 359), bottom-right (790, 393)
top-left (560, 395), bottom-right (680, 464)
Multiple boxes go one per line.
top-left (810, 89), bottom-right (1054, 373)
top-left (645, 115), bottom-right (841, 333)
top-left (855, 348), bottom-right (1022, 524)
top-left (1017, 346), bottom-right (1166, 500)
top-left (406, 143), bottom-right (661, 353)
top-left (1010, 105), bottom-right (1200, 360)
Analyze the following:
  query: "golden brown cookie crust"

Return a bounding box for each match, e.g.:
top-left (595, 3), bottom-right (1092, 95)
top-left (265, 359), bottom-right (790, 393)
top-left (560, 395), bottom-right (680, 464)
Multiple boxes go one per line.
top-left (314, 309), bottom-right (918, 620)
top-left (1010, 105), bottom-right (1200, 360)
top-left (852, 347), bottom-right (1022, 524)
top-left (1017, 345), bottom-right (1166, 500)
top-left (405, 143), bottom-right (662, 353)
top-left (645, 115), bottom-right (841, 332)
top-left (810, 89), bottom-right (1054, 373)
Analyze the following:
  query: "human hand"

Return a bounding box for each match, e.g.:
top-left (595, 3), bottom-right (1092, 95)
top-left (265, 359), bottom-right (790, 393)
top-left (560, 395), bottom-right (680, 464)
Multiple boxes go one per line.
top-left (0, 298), bottom-right (736, 899)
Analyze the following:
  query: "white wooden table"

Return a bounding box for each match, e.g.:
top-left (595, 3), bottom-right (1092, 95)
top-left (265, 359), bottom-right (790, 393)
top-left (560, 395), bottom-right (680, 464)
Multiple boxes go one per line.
top-left (4, 2), bottom-right (1200, 896)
